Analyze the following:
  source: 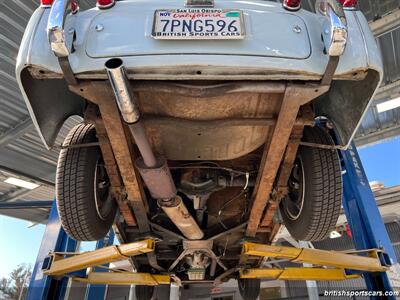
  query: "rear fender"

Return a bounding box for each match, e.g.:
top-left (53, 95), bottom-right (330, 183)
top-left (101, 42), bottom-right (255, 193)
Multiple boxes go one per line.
top-left (19, 69), bottom-right (85, 149)
top-left (16, 7), bottom-right (85, 149)
top-left (314, 11), bottom-right (383, 147)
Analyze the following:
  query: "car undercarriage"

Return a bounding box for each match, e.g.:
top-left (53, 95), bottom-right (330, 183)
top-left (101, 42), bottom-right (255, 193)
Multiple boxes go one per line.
top-left (15, 0), bottom-right (384, 298)
top-left (57, 72), bottom-right (340, 283)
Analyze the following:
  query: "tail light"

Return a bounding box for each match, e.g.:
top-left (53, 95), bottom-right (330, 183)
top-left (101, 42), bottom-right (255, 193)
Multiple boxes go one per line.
top-left (71, 0), bottom-right (79, 14)
top-left (97, 0), bottom-right (115, 9)
top-left (40, 0), bottom-right (79, 13)
top-left (338, 0), bottom-right (357, 8)
top-left (282, 0), bottom-right (301, 11)
top-left (40, 0), bottom-right (54, 7)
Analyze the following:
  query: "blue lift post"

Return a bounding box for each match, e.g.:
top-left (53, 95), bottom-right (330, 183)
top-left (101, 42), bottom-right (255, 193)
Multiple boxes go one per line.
top-left (26, 201), bottom-right (116, 300)
top-left (26, 201), bottom-right (78, 300)
top-left (341, 143), bottom-right (399, 297)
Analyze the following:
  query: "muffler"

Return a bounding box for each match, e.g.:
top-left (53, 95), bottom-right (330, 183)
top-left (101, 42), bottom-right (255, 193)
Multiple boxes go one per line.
top-left (105, 58), bottom-right (204, 240)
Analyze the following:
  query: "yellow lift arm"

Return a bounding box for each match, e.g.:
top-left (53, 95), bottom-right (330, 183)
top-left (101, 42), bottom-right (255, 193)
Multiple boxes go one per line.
top-left (41, 239), bottom-right (389, 285)
top-left (74, 272), bottom-right (171, 286)
top-left (43, 238), bottom-right (171, 286)
top-left (43, 239), bottom-right (155, 276)
top-left (239, 242), bottom-right (389, 281)
top-left (240, 268), bottom-right (359, 281)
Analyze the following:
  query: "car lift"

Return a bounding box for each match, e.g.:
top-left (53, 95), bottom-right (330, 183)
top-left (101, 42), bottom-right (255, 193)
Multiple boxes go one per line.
top-left (26, 143), bottom-right (400, 299)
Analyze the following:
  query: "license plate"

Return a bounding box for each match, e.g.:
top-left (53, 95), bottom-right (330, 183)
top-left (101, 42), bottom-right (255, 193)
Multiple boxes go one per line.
top-left (152, 9), bottom-right (244, 40)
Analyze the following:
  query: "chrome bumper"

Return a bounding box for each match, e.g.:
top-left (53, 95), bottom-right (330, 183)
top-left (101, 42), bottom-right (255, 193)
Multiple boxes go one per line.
top-left (47, 0), bottom-right (77, 57)
top-left (317, 0), bottom-right (348, 57)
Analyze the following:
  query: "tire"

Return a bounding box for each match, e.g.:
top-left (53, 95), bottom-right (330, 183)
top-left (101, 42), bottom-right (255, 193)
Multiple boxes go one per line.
top-left (135, 285), bottom-right (155, 300)
top-left (238, 278), bottom-right (260, 300)
top-left (56, 123), bottom-right (117, 241)
top-left (280, 125), bottom-right (342, 241)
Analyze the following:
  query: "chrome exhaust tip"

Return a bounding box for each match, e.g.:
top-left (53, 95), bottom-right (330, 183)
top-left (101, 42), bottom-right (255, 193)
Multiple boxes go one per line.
top-left (105, 58), bottom-right (140, 124)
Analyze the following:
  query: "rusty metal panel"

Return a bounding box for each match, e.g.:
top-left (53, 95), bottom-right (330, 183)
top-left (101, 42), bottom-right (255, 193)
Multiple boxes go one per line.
top-left (70, 82), bottom-right (151, 232)
top-left (246, 84), bottom-right (329, 237)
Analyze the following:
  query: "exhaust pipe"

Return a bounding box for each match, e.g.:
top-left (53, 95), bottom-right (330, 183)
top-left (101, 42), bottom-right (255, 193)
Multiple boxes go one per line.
top-left (105, 58), bottom-right (204, 240)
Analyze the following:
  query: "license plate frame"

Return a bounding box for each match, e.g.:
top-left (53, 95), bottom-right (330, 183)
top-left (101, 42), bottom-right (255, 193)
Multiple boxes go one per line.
top-left (152, 8), bottom-right (245, 40)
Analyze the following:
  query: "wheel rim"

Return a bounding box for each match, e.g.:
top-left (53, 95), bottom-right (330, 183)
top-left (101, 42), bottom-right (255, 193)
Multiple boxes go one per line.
top-left (94, 158), bottom-right (113, 221)
top-left (281, 157), bottom-right (305, 221)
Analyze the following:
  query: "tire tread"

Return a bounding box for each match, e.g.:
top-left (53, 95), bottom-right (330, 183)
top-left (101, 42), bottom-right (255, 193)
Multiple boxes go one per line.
top-left (56, 123), bottom-right (116, 241)
top-left (281, 126), bottom-right (342, 241)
